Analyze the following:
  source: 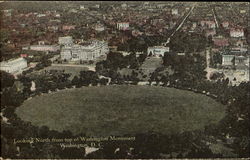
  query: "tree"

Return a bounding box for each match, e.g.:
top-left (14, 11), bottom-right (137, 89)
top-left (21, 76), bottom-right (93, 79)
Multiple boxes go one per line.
top-left (106, 52), bottom-right (126, 70)
top-left (207, 35), bottom-right (213, 46)
top-left (148, 52), bottom-right (152, 57)
top-left (138, 52), bottom-right (147, 64)
top-left (211, 52), bottom-right (222, 67)
top-left (79, 71), bottom-right (99, 86)
top-left (71, 76), bottom-right (80, 87)
top-left (19, 76), bottom-right (32, 97)
top-left (0, 71), bottom-right (15, 90)
top-left (126, 53), bottom-right (139, 69)
top-left (100, 78), bottom-right (108, 85)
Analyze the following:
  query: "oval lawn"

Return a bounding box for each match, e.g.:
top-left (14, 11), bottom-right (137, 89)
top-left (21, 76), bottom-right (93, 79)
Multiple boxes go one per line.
top-left (16, 85), bottom-right (226, 136)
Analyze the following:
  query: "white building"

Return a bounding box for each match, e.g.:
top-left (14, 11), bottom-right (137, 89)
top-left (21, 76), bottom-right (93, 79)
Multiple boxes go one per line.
top-left (192, 22), bottom-right (197, 29)
top-left (23, 45), bottom-right (60, 52)
top-left (235, 56), bottom-right (250, 67)
top-left (147, 46), bottom-right (170, 57)
top-left (95, 4), bottom-right (100, 9)
top-left (177, 52), bottom-right (186, 56)
top-left (200, 20), bottom-right (216, 29)
top-left (80, 5), bottom-right (86, 10)
top-left (48, 26), bottom-right (59, 31)
top-left (117, 51), bottom-right (130, 56)
top-left (69, 9), bottom-right (78, 13)
top-left (230, 28), bottom-right (244, 38)
top-left (222, 55), bottom-right (235, 66)
top-left (157, 4), bottom-right (165, 9)
top-left (2, 9), bottom-right (13, 17)
top-left (240, 10), bottom-right (246, 14)
top-left (55, 13), bottom-right (61, 18)
top-left (116, 22), bottom-right (129, 31)
top-left (121, 3), bottom-right (128, 9)
top-left (222, 54), bottom-right (249, 67)
top-left (171, 9), bottom-right (178, 15)
top-left (95, 24), bottom-right (105, 32)
top-left (221, 50), bottom-right (250, 86)
top-left (61, 40), bottom-right (109, 61)
top-left (58, 36), bottom-right (74, 46)
top-left (223, 67), bottom-right (249, 86)
top-left (0, 58), bottom-right (28, 74)
top-left (222, 21), bottom-right (229, 28)
top-left (37, 14), bottom-right (46, 18)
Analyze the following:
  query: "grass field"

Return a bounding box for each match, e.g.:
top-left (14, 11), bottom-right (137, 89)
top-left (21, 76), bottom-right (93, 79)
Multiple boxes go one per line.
top-left (139, 57), bottom-right (163, 80)
top-left (40, 65), bottom-right (89, 80)
top-left (16, 85), bottom-right (226, 136)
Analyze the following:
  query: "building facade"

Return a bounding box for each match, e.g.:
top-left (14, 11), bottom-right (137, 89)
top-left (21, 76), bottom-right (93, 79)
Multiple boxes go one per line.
top-left (213, 36), bottom-right (229, 47)
top-left (147, 46), bottom-right (170, 57)
top-left (62, 25), bottom-right (76, 31)
top-left (222, 54), bottom-right (249, 66)
top-left (230, 28), bottom-right (244, 38)
top-left (221, 21), bottom-right (229, 28)
top-left (205, 29), bottom-right (216, 37)
top-left (0, 58), bottom-right (28, 74)
top-left (235, 56), bottom-right (250, 67)
top-left (60, 40), bottom-right (109, 61)
top-left (221, 51), bottom-right (249, 86)
top-left (222, 55), bottom-right (234, 66)
top-left (171, 9), bottom-right (178, 15)
top-left (200, 20), bottom-right (216, 29)
top-left (58, 36), bottom-right (74, 46)
top-left (95, 24), bottom-right (105, 32)
top-left (116, 22), bottom-right (129, 31)
top-left (23, 45), bottom-right (60, 52)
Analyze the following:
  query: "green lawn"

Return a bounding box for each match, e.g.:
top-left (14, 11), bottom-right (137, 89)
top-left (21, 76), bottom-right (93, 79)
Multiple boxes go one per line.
top-left (118, 57), bottom-right (163, 81)
top-left (33, 65), bottom-right (89, 80)
top-left (139, 57), bottom-right (163, 80)
top-left (16, 85), bottom-right (226, 136)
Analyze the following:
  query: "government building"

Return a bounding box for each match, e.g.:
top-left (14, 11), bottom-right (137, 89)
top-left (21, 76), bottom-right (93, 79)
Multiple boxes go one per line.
top-left (60, 39), bottom-right (109, 61)
top-left (0, 58), bottom-right (28, 74)
top-left (147, 46), bottom-right (170, 57)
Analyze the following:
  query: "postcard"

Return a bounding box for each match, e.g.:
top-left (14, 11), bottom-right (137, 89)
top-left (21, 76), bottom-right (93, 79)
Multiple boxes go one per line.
top-left (1, 1), bottom-right (249, 159)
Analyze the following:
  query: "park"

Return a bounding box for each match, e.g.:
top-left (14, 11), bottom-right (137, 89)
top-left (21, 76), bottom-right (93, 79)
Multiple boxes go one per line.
top-left (16, 85), bottom-right (226, 136)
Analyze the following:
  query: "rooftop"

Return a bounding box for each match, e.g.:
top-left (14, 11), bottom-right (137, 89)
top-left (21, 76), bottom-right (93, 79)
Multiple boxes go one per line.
top-left (0, 57), bottom-right (27, 66)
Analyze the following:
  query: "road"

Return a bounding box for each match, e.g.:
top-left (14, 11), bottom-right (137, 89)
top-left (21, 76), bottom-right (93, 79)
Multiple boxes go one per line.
top-left (175, 5), bottom-right (195, 33)
top-left (205, 48), bottom-right (217, 80)
top-left (163, 3), bottom-right (196, 45)
top-left (52, 63), bottom-right (96, 71)
top-left (212, 8), bottom-right (219, 28)
top-left (83, 3), bottom-right (196, 47)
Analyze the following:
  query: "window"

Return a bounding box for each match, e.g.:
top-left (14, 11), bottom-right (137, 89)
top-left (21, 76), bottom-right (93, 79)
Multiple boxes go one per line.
top-left (72, 54), bottom-right (78, 58)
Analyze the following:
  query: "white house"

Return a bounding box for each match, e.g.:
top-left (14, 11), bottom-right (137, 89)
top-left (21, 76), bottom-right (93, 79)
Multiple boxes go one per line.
top-left (147, 46), bottom-right (170, 57)
top-left (0, 58), bottom-right (28, 74)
